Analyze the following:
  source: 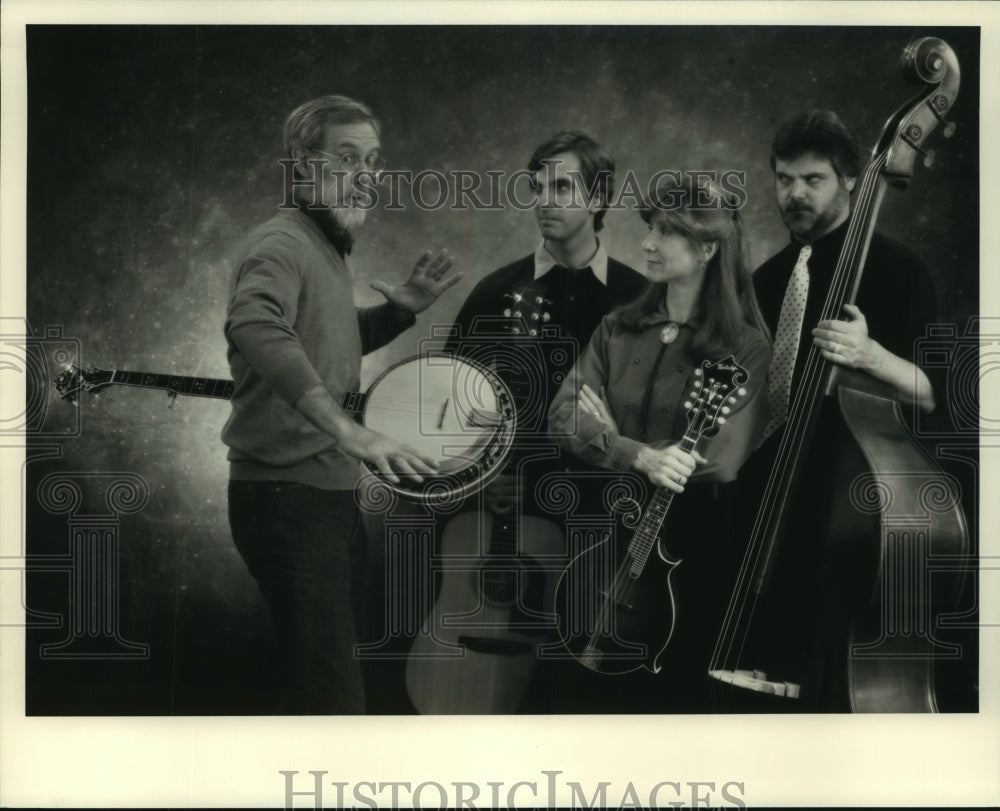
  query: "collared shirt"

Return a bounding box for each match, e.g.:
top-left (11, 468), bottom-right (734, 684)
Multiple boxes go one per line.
top-left (533, 240), bottom-right (609, 285)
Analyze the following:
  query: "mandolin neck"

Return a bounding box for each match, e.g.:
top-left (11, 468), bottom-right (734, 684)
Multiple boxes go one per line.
top-left (625, 428), bottom-right (699, 576)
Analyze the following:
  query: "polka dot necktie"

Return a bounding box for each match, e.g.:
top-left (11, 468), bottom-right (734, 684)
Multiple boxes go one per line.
top-left (763, 244), bottom-right (812, 440)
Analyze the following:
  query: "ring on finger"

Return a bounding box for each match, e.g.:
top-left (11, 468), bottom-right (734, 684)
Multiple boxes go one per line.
top-left (833, 342), bottom-right (841, 354)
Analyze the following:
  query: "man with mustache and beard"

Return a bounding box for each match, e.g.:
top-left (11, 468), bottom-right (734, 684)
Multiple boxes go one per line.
top-left (222, 95), bottom-right (460, 714)
top-left (730, 109), bottom-right (941, 710)
top-left (754, 110), bottom-right (937, 414)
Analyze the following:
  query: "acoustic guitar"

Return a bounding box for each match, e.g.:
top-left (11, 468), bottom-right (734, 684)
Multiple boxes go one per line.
top-left (405, 282), bottom-right (571, 713)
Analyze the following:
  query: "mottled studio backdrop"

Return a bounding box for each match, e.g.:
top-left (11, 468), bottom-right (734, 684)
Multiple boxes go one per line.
top-left (22, 25), bottom-right (979, 713)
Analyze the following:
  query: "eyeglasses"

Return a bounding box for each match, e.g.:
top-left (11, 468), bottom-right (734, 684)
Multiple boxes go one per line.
top-left (308, 148), bottom-right (386, 175)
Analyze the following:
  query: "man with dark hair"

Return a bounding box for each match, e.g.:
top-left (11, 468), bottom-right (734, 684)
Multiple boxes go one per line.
top-left (428, 132), bottom-right (646, 712)
top-left (222, 94), bottom-right (460, 714)
top-left (527, 130), bottom-right (617, 233)
top-left (447, 131), bottom-right (646, 511)
top-left (769, 109), bottom-right (861, 188)
top-left (448, 131), bottom-right (647, 513)
top-left (756, 109), bottom-right (938, 419)
top-left (736, 109), bottom-right (941, 709)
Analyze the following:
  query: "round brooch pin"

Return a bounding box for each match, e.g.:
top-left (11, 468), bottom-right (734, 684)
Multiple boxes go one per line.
top-left (659, 322), bottom-right (680, 344)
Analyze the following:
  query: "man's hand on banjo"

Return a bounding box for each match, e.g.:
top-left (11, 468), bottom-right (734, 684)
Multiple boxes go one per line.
top-left (338, 424), bottom-right (439, 485)
top-left (293, 385), bottom-right (439, 484)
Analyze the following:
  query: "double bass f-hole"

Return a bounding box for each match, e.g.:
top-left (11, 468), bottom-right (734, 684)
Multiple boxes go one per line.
top-left (709, 37), bottom-right (968, 712)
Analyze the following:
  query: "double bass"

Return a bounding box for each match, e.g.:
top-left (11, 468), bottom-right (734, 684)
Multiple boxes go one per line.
top-left (710, 37), bottom-right (969, 712)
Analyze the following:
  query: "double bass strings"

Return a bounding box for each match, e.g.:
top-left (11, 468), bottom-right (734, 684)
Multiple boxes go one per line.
top-left (709, 153), bottom-right (888, 678)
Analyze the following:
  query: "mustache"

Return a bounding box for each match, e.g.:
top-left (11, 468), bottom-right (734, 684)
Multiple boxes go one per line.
top-left (784, 203), bottom-right (814, 213)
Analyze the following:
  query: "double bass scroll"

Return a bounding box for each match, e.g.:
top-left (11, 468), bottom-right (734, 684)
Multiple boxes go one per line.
top-left (709, 37), bottom-right (968, 712)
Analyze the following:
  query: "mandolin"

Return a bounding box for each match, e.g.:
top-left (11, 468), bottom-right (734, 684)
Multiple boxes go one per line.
top-left (555, 356), bottom-right (748, 674)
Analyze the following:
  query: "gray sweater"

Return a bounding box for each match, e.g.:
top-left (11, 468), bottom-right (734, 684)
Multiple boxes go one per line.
top-left (221, 208), bottom-right (412, 490)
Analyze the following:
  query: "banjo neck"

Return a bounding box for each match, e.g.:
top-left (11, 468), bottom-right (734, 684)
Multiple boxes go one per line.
top-left (54, 365), bottom-right (369, 414)
top-left (54, 363), bottom-right (503, 430)
top-left (54, 353), bottom-right (514, 503)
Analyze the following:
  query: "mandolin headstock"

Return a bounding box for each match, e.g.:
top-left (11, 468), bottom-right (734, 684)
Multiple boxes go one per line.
top-left (683, 355), bottom-right (749, 439)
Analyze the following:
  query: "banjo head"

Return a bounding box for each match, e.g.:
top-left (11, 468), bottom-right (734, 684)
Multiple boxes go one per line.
top-left (361, 353), bottom-right (515, 503)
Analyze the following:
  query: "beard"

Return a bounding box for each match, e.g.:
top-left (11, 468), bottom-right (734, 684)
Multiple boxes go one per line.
top-left (328, 201), bottom-right (367, 231)
top-left (780, 188), bottom-right (850, 243)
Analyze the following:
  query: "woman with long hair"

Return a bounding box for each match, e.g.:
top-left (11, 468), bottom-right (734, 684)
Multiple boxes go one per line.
top-left (547, 173), bottom-right (771, 711)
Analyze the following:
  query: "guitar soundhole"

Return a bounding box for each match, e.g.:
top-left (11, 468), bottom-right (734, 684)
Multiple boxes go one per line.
top-left (479, 560), bottom-right (520, 607)
top-left (475, 558), bottom-right (548, 631)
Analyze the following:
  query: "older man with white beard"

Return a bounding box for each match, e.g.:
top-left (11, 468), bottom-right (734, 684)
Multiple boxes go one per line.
top-left (221, 95), bottom-right (460, 714)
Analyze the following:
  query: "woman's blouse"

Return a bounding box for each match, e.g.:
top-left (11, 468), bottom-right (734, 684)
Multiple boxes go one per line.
top-left (548, 309), bottom-right (771, 484)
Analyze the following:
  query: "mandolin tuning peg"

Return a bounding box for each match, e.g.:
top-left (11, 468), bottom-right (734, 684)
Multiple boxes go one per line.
top-left (534, 296), bottom-right (544, 305)
top-left (923, 148), bottom-right (936, 168)
top-left (721, 406), bottom-right (731, 415)
top-left (541, 312), bottom-right (551, 322)
top-left (503, 308), bottom-right (512, 317)
top-left (684, 401), bottom-right (692, 409)
top-left (717, 416), bottom-right (727, 425)
top-left (738, 387), bottom-right (747, 396)
top-left (943, 121), bottom-right (956, 138)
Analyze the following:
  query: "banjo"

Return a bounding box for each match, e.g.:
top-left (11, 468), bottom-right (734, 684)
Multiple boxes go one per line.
top-left (54, 352), bottom-right (516, 503)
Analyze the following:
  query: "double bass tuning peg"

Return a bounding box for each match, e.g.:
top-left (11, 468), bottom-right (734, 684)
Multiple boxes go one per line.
top-left (906, 135), bottom-right (938, 169)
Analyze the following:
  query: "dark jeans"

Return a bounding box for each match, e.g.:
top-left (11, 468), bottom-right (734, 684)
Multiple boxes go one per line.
top-left (228, 480), bottom-right (368, 714)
